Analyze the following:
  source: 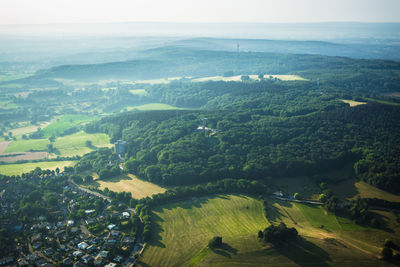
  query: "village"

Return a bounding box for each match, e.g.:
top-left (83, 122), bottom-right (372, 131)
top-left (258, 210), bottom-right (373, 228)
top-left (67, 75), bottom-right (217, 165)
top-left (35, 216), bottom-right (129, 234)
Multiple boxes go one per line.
top-left (0, 170), bottom-right (144, 267)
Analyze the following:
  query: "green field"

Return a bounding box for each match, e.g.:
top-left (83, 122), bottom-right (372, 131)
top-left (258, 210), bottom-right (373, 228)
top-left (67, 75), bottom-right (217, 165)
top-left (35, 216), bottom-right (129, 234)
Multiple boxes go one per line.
top-left (140, 194), bottom-right (269, 266)
top-left (3, 131), bottom-right (110, 158)
top-left (52, 131), bottom-right (111, 157)
top-left (129, 89), bottom-right (148, 96)
top-left (139, 196), bottom-right (395, 266)
top-left (125, 103), bottom-right (180, 111)
top-left (42, 114), bottom-right (94, 136)
top-left (4, 138), bottom-right (50, 153)
top-left (0, 161), bottom-right (76, 176)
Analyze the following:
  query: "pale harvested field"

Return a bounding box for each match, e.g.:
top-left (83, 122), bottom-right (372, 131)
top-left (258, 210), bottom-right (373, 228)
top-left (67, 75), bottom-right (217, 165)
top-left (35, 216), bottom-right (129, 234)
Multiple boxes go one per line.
top-left (97, 174), bottom-right (166, 199)
top-left (0, 152), bottom-right (47, 162)
top-left (340, 99), bottom-right (367, 107)
top-left (192, 74), bottom-right (307, 82)
top-left (10, 121), bottom-right (52, 137)
top-left (0, 141), bottom-right (11, 154)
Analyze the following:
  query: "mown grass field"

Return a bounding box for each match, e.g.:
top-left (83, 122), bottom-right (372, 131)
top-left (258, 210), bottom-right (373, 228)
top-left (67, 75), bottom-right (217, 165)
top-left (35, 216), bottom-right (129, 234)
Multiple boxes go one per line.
top-left (5, 138), bottom-right (50, 153)
top-left (41, 114), bottom-right (94, 136)
top-left (3, 131), bottom-right (110, 159)
top-left (330, 178), bottom-right (400, 202)
top-left (139, 194), bottom-right (270, 267)
top-left (96, 174), bottom-right (166, 199)
top-left (340, 99), bottom-right (367, 107)
top-left (139, 195), bottom-right (396, 267)
top-left (126, 103), bottom-right (180, 111)
top-left (0, 161), bottom-right (76, 176)
top-left (52, 131), bottom-right (111, 157)
top-left (129, 89), bottom-right (148, 96)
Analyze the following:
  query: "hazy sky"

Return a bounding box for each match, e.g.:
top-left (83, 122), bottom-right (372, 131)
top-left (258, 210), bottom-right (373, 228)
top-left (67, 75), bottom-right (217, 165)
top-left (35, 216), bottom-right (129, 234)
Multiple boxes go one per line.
top-left (0, 0), bottom-right (399, 24)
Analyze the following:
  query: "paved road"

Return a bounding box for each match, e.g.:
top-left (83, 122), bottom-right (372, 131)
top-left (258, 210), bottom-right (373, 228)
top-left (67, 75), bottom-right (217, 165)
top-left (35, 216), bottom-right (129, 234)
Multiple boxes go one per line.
top-left (272, 196), bottom-right (323, 205)
top-left (68, 179), bottom-right (111, 202)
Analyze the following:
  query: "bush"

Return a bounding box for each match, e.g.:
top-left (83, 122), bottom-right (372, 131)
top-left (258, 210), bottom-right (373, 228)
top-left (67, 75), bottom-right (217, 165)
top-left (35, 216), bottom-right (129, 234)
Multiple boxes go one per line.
top-left (382, 247), bottom-right (393, 260)
top-left (208, 236), bottom-right (222, 248)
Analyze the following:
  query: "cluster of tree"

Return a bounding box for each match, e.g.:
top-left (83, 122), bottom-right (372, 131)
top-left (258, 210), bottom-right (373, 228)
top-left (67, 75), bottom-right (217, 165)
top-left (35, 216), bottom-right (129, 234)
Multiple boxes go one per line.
top-left (73, 148), bottom-right (121, 179)
top-left (135, 204), bottom-right (152, 242)
top-left (86, 97), bottom-right (400, 194)
top-left (258, 223), bottom-right (298, 244)
top-left (381, 239), bottom-right (400, 261)
top-left (208, 236), bottom-right (223, 249)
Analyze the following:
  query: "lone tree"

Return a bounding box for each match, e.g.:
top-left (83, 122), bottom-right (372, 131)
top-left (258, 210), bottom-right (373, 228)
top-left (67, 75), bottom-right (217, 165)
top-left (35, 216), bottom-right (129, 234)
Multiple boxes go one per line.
top-left (208, 236), bottom-right (223, 249)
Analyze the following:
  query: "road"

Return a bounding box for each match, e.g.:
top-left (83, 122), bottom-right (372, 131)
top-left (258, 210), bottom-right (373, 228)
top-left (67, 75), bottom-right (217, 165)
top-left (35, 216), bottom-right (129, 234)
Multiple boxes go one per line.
top-left (68, 179), bottom-right (111, 202)
top-left (272, 196), bottom-right (323, 205)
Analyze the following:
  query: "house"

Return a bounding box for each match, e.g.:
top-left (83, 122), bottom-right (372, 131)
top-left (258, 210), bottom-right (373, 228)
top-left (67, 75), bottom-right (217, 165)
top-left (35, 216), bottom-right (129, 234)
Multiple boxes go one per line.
top-left (104, 263), bottom-right (116, 267)
top-left (121, 211), bottom-right (130, 219)
top-left (99, 251), bottom-right (109, 258)
top-left (72, 251), bottom-right (83, 258)
top-left (62, 258), bottom-right (73, 266)
top-left (43, 248), bottom-right (54, 256)
top-left (87, 245), bottom-right (97, 253)
top-left (111, 230), bottom-right (120, 237)
top-left (85, 218), bottom-right (95, 225)
top-left (77, 241), bottom-right (88, 250)
top-left (93, 258), bottom-right (103, 266)
top-left (122, 236), bottom-right (135, 245)
top-left (113, 255), bottom-right (124, 263)
top-left (67, 220), bottom-right (74, 227)
top-left (85, 210), bottom-right (95, 215)
top-left (273, 190), bottom-right (284, 197)
top-left (81, 255), bottom-right (93, 264)
top-left (107, 224), bottom-right (117, 230)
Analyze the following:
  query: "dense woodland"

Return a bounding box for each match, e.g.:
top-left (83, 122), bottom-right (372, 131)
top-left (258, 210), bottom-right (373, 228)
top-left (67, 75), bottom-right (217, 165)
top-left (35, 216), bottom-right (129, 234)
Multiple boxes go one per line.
top-left (85, 78), bottom-right (400, 193)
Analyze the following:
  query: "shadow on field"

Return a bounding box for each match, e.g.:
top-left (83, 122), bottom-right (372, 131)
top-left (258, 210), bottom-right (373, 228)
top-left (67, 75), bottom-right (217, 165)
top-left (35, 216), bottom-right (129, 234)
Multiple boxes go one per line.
top-left (150, 212), bottom-right (165, 248)
top-left (101, 174), bottom-right (132, 183)
top-left (211, 243), bottom-right (238, 258)
top-left (265, 199), bottom-right (292, 223)
top-left (275, 237), bottom-right (331, 267)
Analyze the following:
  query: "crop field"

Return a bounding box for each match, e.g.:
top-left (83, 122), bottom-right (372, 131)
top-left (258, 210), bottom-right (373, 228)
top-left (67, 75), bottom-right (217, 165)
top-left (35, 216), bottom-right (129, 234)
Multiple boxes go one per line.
top-left (340, 99), bottom-right (367, 107)
top-left (10, 121), bottom-right (52, 137)
top-left (139, 196), bottom-right (394, 266)
top-left (0, 161), bottom-right (76, 176)
top-left (125, 103), bottom-right (180, 111)
top-left (52, 131), bottom-right (111, 157)
top-left (96, 174), bottom-right (166, 199)
top-left (41, 114), bottom-right (94, 136)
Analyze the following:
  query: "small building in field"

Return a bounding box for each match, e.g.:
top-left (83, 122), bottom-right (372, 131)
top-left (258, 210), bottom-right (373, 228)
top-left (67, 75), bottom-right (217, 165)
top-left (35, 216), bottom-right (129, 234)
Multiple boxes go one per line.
top-left (273, 190), bottom-right (284, 197)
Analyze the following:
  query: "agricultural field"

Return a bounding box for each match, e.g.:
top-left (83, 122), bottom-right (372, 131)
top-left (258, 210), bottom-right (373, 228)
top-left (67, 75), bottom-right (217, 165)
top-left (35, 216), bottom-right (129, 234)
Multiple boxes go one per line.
top-left (10, 121), bottom-right (52, 137)
top-left (95, 174), bottom-right (166, 199)
top-left (0, 161), bottom-right (76, 176)
top-left (52, 131), bottom-right (111, 157)
top-left (138, 195), bottom-right (396, 267)
top-left (125, 103), bottom-right (180, 111)
top-left (41, 114), bottom-right (94, 137)
top-left (1, 131), bottom-right (110, 160)
top-left (340, 99), bottom-right (367, 107)
top-left (4, 138), bottom-right (50, 153)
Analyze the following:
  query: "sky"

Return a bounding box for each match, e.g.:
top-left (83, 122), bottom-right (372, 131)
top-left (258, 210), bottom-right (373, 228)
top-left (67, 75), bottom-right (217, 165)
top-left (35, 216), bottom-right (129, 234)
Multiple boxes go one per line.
top-left (0, 0), bottom-right (399, 25)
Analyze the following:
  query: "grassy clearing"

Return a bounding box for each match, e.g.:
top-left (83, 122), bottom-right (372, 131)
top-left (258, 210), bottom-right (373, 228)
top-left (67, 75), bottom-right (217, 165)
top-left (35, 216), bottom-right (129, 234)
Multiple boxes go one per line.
top-left (96, 174), bottom-right (166, 199)
top-left (10, 121), bottom-right (52, 137)
top-left (129, 89), bottom-right (148, 96)
top-left (0, 74), bottom-right (32, 82)
top-left (52, 131), bottom-right (111, 157)
top-left (0, 161), bottom-right (76, 176)
top-left (42, 114), bottom-right (94, 137)
top-left (125, 103), bottom-right (180, 111)
top-left (330, 178), bottom-right (400, 202)
top-left (365, 97), bottom-right (400, 106)
top-left (340, 99), bottom-right (367, 107)
top-left (140, 194), bottom-right (269, 267)
top-left (4, 139), bottom-right (50, 153)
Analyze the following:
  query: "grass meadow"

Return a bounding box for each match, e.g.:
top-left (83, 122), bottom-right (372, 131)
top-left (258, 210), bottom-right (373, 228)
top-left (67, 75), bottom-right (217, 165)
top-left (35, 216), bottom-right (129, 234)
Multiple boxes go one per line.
top-left (0, 161), bottom-right (76, 176)
top-left (41, 114), bottom-right (94, 137)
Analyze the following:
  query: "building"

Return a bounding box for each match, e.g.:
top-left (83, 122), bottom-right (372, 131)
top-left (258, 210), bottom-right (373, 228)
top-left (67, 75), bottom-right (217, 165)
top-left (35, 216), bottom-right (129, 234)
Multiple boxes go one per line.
top-left (114, 140), bottom-right (127, 156)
